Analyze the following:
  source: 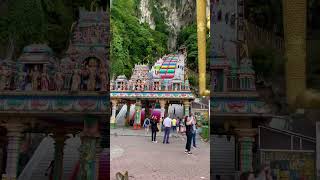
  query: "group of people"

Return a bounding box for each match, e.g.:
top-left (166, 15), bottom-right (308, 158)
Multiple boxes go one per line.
top-left (142, 112), bottom-right (198, 155)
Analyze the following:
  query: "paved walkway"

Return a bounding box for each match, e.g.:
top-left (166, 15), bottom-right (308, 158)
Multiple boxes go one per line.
top-left (110, 127), bottom-right (185, 137)
top-left (110, 128), bottom-right (210, 180)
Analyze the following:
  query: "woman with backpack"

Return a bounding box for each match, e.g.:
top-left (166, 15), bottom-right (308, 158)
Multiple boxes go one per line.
top-left (143, 116), bottom-right (151, 135)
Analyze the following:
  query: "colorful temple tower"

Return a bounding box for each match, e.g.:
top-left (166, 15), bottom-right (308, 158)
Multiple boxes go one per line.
top-left (211, 0), bottom-right (271, 175)
top-left (111, 49), bottom-right (194, 129)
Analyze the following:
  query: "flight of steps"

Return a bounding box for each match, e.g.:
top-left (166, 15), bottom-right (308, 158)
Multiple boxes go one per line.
top-left (211, 135), bottom-right (236, 179)
top-left (18, 135), bottom-right (81, 180)
top-left (116, 104), bottom-right (128, 126)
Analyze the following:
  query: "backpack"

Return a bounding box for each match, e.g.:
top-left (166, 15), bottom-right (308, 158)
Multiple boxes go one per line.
top-left (145, 119), bottom-right (150, 125)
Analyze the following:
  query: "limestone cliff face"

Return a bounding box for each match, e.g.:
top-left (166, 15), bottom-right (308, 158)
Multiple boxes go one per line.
top-left (138, 0), bottom-right (210, 50)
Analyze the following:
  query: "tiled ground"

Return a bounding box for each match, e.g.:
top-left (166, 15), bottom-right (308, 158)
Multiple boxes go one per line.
top-left (110, 128), bottom-right (210, 180)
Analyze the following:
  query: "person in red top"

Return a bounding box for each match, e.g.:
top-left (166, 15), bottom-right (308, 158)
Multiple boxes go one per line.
top-left (150, 116), bottom-right (159, 143)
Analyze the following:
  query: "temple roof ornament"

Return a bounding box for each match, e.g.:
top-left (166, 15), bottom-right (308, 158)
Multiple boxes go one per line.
top-left (239, 57), bottom-right (255, 75)
top-left (19, 44), bottom-right (55, 64)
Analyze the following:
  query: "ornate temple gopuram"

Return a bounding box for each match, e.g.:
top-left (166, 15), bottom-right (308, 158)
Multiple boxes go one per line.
top-left (210, 0), bottom-right (272, 176)
top-left (0, 8), bottom-right (109, 180)
top-left (110, 47), bottom-right (195, 129)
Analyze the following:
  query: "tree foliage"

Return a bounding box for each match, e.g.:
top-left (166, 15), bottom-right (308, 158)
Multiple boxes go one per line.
top-left (251, 47), bottom-right (284, 78)
top-left (0, 0), bottom-right (92, 58)
top-left (245, 0), bottom-right (283, 34)
top-left (110, 0), bottom-right (168, 77)
top-left (177, 23), bottom-right (210, 89)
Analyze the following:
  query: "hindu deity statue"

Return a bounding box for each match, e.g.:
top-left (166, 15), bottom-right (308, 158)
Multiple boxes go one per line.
top-left (87, 58), bottom-right (97, 91)
top-left (110, 79), bottom-right (114, 90)
top-left (60, 58), bottom-right (73, 90)
top-left (136, 79), bottom-right (141, 91)
top-left (0, 66), bottom-right (6, 90)
top-left (24, 69), bottom-right (32, 91)
top-left (40, 67), bottom-right (49, 91)
top-left (16, 70), bottom-right (26, 90)
top-left (31, 66), bottom-right (40, 90)
top-left (99, 64), bottom-right (107, 92)
top-left (0, 67), bottom-right (6, 90)
top-left (71, 69), bottom-right (81, 92)
top-left (55, 69), bottom-right (64, 91)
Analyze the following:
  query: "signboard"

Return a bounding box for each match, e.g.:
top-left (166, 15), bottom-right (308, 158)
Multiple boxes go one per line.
top-left (260, 151), bottom-right (315, 180)
top-left (259, 126), bottom-right (316, 179)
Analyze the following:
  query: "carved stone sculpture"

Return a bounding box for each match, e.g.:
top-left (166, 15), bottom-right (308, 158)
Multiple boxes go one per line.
top-left (87, 68), bottom-right (96, 91)
top-left (31, 66), bottom-right (40, 90)
top-left (71, 69), bottom-right (81, 92)
top-left (87, 59), bottom-right (97, 91)
top-left (100, 68), bottom-right (107, 92)
top-left (0, 67), bottom-right (6, 90)
top-left (41, 67), bottom-right (49, 91)
top-left (17, 71), bottom-right (26, 90)
top-left (55, 70), bottom-right (64, 91)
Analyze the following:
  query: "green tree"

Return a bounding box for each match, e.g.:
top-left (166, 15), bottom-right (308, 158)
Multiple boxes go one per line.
top-left (110, 0), bottom-right (168, 78)
top-left (0, 0), bottom-right (94, 59)
top-left (177, 23), bottom-right (210, 88)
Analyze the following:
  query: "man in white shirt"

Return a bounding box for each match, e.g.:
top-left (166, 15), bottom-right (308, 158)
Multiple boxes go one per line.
top-left (162, 115), bottom-right (172, 144)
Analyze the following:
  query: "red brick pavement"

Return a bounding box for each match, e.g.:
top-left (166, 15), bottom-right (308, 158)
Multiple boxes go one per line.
top-left (110, 134), bottom-right (210, 180)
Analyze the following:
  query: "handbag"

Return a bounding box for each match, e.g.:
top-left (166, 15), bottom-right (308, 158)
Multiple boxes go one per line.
top-left (156, 126), bottom-right (159, 132)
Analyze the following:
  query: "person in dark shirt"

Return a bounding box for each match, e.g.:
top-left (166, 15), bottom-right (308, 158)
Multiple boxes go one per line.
top-left (45, 160), bottom-right (54, 180)
top-left (150, 116), bottom-right (158, 143)
top-left (185, 114), bottom-right (193, 155)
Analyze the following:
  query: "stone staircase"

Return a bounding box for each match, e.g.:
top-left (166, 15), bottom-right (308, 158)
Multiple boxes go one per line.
top-left (116, 104), bottom-right (128, 126)
top-left (18, 135), bottom-right (81, 180)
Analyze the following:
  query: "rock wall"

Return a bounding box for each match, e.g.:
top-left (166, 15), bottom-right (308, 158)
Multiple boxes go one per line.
top-left (138, 0), bottom-right (210, 50)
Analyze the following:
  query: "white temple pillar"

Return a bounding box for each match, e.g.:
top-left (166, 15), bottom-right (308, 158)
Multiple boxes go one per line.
top-left (110, 99), bottom-right (118, 128)
top-left (159, 99), bottom-right (166, 132)
top-left (3, 121), bottom-right (24, 180)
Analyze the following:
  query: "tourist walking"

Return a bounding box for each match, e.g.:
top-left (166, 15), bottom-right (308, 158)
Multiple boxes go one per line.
top-left (143, 116), bottom-right (150, 135)
top-left (171, 117), bottom-right (177, 133)
top-left (163, 115), bottom-right (172, 144)
top-left (176, 117), bottom-right (180, 132)
top-left (160, 117), bottom-right (164, 131)
top-left (185, 115), bottom-right (193, 155)
top-left (150, 116), bottom-right (158, 143)
top-left (45, 160), bottom-right (54, 180)
top-left (190, 113), bottom-right (197, 148)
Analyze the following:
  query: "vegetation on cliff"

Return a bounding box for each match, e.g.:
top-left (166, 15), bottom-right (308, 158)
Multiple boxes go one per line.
top-left (110, 0), bottom-right (168, 78)
top-left (177, 23), bottom-right (210, 88)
